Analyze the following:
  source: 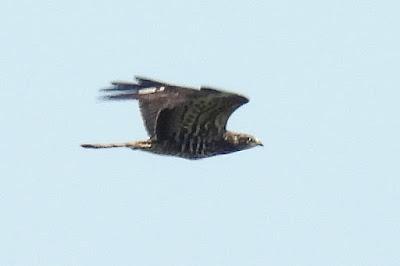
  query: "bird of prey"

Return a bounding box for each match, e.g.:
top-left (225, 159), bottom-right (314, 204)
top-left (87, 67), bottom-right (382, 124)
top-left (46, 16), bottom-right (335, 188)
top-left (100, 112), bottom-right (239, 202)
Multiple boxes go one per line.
top-left (81, 76), bottom-right (262, 159)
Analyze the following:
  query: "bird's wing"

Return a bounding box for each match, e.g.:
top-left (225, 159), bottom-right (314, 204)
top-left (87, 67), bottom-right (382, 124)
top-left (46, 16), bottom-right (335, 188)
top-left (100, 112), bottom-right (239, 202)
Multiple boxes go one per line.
top-left (155, 86), bottom-right (249, 142)
top-left (101, 76), bottom-right (204, 138)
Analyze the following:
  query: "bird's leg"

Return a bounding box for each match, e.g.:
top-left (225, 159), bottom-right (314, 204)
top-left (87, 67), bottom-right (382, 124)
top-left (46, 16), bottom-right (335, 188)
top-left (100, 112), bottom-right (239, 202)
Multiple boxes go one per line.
top-left (81, 140), bottom-right (152, 150)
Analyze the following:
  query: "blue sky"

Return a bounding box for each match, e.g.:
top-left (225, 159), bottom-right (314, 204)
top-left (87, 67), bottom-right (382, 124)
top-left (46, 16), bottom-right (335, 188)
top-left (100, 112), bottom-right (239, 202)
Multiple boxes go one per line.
top-left (1, 0), bottom-right (399, 265)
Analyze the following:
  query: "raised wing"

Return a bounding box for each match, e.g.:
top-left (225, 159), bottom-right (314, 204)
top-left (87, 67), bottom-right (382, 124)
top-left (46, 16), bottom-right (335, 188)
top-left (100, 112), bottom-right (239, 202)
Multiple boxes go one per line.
top-left (102, 76), bottom-right (203, 138)
top-left (155, 87), bottom-right (249, 142)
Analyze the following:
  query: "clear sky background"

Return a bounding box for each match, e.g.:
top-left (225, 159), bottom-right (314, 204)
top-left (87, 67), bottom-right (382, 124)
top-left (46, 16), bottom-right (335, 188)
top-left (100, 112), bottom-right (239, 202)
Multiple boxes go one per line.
top-left (1, 0), bottom-right (399, 265)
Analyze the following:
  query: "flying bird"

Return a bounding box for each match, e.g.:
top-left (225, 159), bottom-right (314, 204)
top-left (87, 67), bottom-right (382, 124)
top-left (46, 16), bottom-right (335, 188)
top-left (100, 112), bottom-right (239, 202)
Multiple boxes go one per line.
top-left (81, 76), bottom-right (262, 159)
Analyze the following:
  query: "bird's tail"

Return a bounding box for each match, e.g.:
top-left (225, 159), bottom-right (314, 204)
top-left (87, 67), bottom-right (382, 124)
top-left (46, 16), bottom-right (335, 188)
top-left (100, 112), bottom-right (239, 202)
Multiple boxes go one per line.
top-left (81, 140), bottom-right (151, 150)
top-left (81, 142), bottom-right (137, 149)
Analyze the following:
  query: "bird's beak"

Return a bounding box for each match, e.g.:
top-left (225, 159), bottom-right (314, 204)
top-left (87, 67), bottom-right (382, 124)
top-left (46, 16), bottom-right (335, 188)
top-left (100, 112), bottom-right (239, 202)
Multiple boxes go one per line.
top-left (255, 139), bottom-right (263, 147)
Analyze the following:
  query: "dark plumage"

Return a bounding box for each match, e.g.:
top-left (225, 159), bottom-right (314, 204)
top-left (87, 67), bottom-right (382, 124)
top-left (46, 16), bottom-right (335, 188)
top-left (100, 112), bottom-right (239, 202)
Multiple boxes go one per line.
top-left (81, 76), bottom-right (262, 159)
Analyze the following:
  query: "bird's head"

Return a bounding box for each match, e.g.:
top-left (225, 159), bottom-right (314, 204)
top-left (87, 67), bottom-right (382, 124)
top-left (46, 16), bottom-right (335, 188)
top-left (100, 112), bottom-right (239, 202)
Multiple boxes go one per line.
top-left (224, 132), bottom-right (263, 150)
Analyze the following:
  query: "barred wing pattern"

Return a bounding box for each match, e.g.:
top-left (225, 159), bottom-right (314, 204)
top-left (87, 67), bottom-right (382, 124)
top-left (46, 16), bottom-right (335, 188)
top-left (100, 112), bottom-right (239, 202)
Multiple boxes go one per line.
top-left (155, 90), bottom-right (248, 142)
top-left (102, 77), bottom-right (249, 144)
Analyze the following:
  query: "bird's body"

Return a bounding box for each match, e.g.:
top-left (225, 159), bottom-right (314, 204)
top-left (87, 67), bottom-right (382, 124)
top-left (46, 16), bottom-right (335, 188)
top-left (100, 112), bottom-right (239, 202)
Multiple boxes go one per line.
top-left (81, 77), bottom-right (262, 159)
top-left (137, 131), bottom-right (253, 159)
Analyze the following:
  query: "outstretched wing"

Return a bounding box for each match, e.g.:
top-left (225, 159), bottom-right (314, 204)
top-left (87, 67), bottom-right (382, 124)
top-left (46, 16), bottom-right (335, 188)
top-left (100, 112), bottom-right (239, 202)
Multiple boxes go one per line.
top-left (102, 77), bottom-right (249, 142)
top-left (155, 86), bottom-right (249, 142)
top-left (102, 76), bottom-right (202, 138)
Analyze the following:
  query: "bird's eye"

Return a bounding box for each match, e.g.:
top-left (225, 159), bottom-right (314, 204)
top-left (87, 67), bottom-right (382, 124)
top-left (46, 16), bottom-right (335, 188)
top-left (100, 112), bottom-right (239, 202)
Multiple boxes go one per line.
top-left (247, 137), bottom-right (252, 142)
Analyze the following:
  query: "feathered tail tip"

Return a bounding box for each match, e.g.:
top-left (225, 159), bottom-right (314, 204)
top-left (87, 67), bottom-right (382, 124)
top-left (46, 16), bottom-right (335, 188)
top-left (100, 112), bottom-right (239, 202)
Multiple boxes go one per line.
top-left (101, 81), bottom-right (140, 92)
top-left (100, 76), bottom-right (168, 101)
top-left (99, 81), bottom-right (140, 100)
top-left (101, 76), bottom-right (167, 92)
